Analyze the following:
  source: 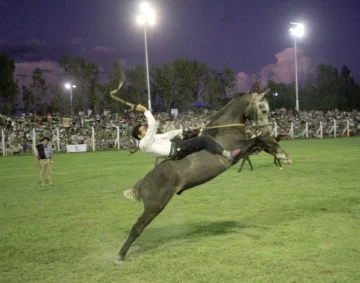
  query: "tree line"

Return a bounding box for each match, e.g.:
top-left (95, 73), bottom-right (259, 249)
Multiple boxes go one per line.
top-left (0, 51), bottom-right (359, 116)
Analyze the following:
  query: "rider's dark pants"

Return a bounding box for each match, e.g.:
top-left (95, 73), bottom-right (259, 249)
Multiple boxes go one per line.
top-left (172, 136), bottom-right (224, 160)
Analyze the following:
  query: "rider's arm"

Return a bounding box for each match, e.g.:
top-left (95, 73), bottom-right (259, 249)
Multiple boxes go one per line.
top-left (157, 129), bottom-right (182, 140)
top-left (140, 110), bottom-right (158, 148)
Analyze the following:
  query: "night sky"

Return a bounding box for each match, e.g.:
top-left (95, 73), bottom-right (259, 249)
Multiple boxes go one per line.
top-left (1, 0), bottom-right (359, 90)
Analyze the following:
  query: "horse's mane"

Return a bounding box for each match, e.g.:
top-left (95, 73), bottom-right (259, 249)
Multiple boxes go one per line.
top-left (206, 92), bottom-right (249, 125)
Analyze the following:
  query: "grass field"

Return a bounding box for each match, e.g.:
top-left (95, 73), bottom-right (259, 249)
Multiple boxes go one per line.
top-left (1, 138), bottom-right (360, 283)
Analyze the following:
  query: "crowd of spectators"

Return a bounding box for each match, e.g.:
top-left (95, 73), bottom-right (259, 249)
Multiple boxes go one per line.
top-left (1, 108), bottom-right (359, 155)
top-left (272, 108), bottom-right (360, 137)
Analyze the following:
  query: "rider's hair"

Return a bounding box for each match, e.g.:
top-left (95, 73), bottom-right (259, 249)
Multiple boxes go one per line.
top-left (131, 124), bottom-right (143, 140)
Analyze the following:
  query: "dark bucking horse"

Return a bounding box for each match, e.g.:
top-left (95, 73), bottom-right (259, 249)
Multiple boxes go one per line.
top-left (115, 90), bottom-right (285, 264)
top-left (237, 136), bottom-right (293, 172)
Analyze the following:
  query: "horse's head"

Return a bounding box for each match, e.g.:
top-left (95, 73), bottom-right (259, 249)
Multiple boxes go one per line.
top-left (244, 89), bottom-right (272, 136)
top-left (204, 90), bottom-right (273, 148)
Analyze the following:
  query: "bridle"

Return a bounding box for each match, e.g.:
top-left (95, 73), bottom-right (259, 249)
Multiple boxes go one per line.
top-left (244, 97), bottom-right (272, 131)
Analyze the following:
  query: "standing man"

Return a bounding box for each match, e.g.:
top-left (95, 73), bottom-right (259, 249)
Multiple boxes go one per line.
top-left (34, 136), bottom-right (54, 186)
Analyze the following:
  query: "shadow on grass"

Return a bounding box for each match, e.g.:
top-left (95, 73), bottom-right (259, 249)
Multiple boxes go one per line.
top-left (127, 220), bottom-right (268, 257)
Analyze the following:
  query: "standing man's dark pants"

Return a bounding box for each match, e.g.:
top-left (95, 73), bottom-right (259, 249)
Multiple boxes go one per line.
top-left (173, 136), bottom-right (224, 160)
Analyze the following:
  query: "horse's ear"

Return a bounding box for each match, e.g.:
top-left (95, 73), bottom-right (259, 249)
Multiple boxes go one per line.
top-left (264, 88), bottom-right (271, 95)
top-left (258, 89), bottom-right (271, 101)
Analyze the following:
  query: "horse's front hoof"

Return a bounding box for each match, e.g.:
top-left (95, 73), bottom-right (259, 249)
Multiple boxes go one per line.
top-left (114, 258), bottom-right (124, 265)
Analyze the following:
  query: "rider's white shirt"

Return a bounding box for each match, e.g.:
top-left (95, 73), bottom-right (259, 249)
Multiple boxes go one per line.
top-left (139, 111), bottom-right (182, 158)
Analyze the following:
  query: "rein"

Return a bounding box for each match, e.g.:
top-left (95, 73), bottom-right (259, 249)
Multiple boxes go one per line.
top-left (254, 123), bottom-right (273, 128)
top-left (192, 123), bottom-right (245, 130)
top-left (128, 123), bottom-right (246, 156)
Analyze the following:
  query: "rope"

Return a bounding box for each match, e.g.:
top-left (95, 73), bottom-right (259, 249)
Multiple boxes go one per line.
top-left (109, 70), bottom-right (136, 111)
top-left (192, 123), bottom-right (245, 130)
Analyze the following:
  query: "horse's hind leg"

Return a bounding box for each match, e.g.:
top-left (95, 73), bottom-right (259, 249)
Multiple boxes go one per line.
top-left (273, 157), bottom-right (278, 167)
top-left (116, 184), bottom-right (174, 264)
top-left (273, 157), bottom-right (282, 169)
top-left (238, 158), bottom-right (246, 172)
top-left (238, 156), bottom-right (253, 172)
top-left (115, 207), bottom-right (163, 264)
top-left (247, 157), bottom-right (254, 171)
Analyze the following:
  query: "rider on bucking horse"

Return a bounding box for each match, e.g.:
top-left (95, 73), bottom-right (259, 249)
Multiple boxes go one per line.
top-left (132, 104), bottom-right (240, 161)
top-left (124, 104), bottom-right (241, 200)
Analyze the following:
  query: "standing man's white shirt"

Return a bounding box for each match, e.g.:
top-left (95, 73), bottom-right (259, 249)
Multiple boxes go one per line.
top-left (139, 111), bottom-right (182, 158)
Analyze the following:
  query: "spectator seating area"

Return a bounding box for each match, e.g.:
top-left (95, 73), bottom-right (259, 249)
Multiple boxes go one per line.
top-left (1, 108), bottom-right (359, 156)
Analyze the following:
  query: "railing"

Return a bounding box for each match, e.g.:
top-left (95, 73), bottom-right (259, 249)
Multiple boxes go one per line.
top-left (0, 119), bottom-right (357, 156)
top-left (0, 126), bottom-right (135, 156)
top-left (271, 119), bottom-right (353, 139)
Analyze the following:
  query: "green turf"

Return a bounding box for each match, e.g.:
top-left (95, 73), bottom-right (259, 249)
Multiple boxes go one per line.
top-left (1, 138), bottom-right (360, 283)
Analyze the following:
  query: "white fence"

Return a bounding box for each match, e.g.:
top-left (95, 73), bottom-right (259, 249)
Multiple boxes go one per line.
top-left (0, 126), bottom-right (135, 156)
top-left (0, 119), bottom-right (356, 156)
top-left (271, 119), bottom-right (352, 139)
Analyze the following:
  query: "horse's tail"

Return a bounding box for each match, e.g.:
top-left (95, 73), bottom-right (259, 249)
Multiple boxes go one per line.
top-left (133, 176), bottom-right (145, 201)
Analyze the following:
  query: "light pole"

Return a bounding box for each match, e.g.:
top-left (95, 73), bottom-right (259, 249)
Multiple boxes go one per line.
top-left (289, 22), bottom-right (304, 112)
top-left (273, 92), bottom-right (279, 109)
top-left (65, 83), bottom-right (76, 116)
top-left (136, 2), bottom-right (155, 112)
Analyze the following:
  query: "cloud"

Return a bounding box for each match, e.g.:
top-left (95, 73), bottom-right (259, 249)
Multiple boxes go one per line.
top-left (235, 72), bottom-right (255, 92)
top-left (72, 37), bottom-right (84, 46)
top-left (82, 46), bottom-right (120, 59)
top-left (0, 39), bottom-right (116, 63)
top-left (0, 40), bottom-right (63, 62)
top-left (15, 61), bottom-right (64, 86)
top-left (235, 48), bottom-right (313, 92)
top-left (0, 1), bottom-right (10, 7)
top-left (0, 39), bottom-right (138, 70)
top-left (1, 40), bottom-right (119, 83)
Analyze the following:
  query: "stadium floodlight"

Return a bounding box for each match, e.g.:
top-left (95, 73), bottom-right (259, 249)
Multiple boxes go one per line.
top-left (289, 22), bottom-right (304, 37)
top-left (136, 2), bottom-right (156, 111)
top-left (140, 2), bottom-right (150, 13)
top-left (64, 83), bottom-right (76, 115)
top-left (289, 22), bottom-right (304, 112)
top-left (136, 15), bottom-right (145, 25)
top-left (273, 92), bottom-right (279, 108)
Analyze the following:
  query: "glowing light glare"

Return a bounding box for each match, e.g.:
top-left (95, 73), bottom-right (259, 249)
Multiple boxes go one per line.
top-left (65, 83), bottom-right (76, 89)
top-left (147, 11), bottom-right (155, 25)
top-left (137, 15), bottom-right (145, 25)
top-left (140, 2), bottom-right (150, 13)
top-left (274, 92), bottom-right (279, 97)
top-left (289, 23), bottom-right (305, 37)
top-left (137, 2), bottom-right (156, 26)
